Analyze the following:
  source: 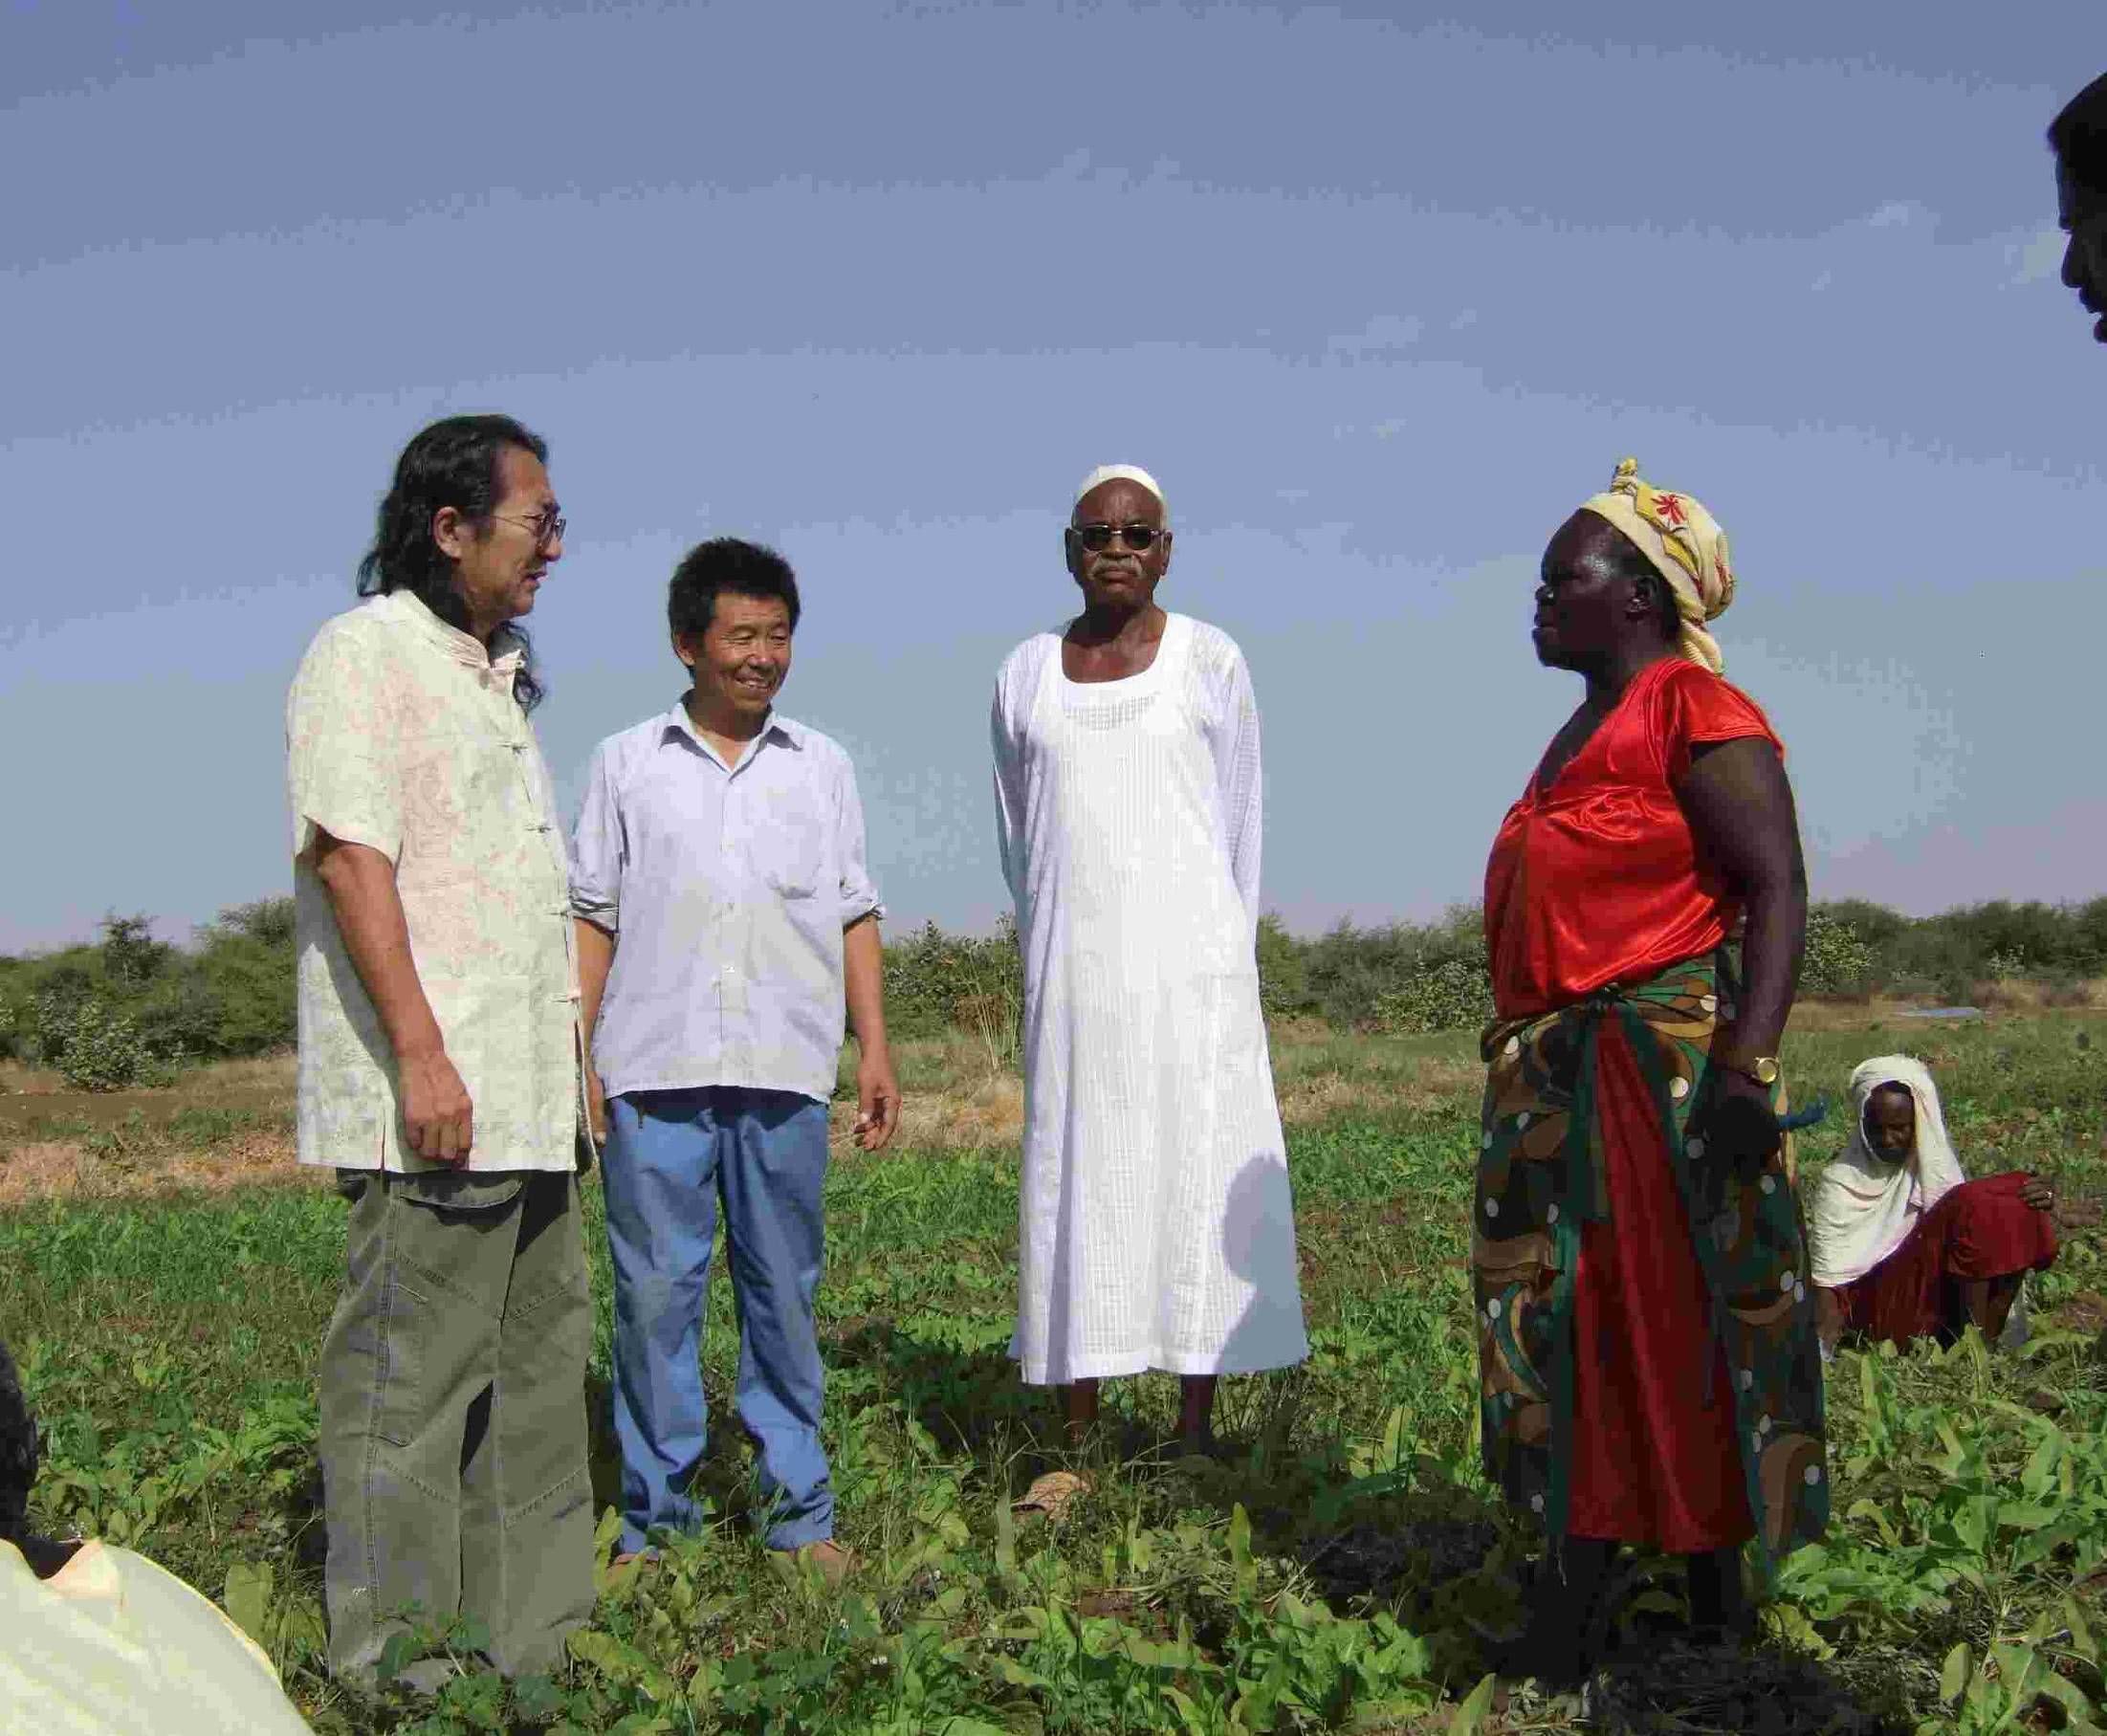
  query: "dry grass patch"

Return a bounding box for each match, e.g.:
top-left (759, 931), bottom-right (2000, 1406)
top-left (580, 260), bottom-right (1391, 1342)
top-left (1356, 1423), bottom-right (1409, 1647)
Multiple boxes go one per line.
top-left (0, 1130), bottom-right (311, 1208)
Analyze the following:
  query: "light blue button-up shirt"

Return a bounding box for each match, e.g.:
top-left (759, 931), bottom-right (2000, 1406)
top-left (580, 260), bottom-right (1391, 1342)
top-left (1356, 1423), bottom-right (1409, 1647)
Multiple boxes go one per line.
top-left (570, 703), bottom-right (884, 1103)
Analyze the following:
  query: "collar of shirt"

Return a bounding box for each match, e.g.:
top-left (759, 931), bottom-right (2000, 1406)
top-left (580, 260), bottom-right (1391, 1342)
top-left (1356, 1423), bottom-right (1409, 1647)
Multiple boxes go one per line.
top-left (379, 588), bottom-right (526, 691)
top-left (659, 699), bottom-right (804, 773)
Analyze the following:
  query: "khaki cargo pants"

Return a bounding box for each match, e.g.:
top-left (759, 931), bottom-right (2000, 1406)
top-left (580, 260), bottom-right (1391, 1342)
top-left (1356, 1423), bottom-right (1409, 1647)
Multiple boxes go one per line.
top-left (318, 1168), bottom-right (595, 1685)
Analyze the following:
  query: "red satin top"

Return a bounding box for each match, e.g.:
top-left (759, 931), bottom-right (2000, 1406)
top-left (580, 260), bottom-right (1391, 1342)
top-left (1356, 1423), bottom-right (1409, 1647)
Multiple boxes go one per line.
top-left (1485, 658), bottom-right (1783, 1020)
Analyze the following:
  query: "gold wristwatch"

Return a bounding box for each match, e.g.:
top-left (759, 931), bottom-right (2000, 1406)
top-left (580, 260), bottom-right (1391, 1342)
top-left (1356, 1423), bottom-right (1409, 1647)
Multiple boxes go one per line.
top-left (1716, 1051), bottom-right (1780, 1086)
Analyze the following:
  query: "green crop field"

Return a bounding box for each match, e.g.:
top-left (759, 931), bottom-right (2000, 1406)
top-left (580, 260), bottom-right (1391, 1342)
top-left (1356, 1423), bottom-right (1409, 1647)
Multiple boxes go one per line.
top-left (3, 1009), bottom-right (2104, 1733)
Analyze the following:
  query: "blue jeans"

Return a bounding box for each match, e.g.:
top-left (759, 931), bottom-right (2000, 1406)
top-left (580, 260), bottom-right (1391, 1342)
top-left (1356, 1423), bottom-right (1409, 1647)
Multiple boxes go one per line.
top-left (603, 1087), bottom-right (833, 1553)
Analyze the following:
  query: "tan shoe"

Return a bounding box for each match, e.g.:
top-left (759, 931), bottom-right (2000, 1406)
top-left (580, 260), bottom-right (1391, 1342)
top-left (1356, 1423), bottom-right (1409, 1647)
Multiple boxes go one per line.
top-left (771, 1538), bottom-right (857, 1587)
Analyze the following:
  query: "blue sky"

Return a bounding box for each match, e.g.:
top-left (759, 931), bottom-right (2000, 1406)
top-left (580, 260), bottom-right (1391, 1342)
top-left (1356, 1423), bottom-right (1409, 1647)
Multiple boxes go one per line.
top-left (2, 1), bottom-right (2099, 952)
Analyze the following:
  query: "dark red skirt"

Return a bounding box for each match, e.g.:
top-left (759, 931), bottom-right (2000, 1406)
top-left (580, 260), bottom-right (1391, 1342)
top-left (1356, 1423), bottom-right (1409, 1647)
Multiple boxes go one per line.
top-left (1833, 1174), bottom-right (2058, 1346)
top-left (1566, 1023), bottom-right (1753, 1553)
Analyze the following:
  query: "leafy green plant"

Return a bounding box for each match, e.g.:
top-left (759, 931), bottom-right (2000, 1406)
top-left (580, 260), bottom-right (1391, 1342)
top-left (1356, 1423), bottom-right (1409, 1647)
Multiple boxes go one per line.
top-left (36, 994), bottom-right (178, 1091)
top-left (1801, 909), bottom-right (1876, 1000)
top-left (1372, 956), bottom-right (1493, 1036)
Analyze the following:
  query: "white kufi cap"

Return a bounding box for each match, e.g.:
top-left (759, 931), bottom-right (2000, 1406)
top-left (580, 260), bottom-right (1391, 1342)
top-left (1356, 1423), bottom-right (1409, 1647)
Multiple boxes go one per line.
top-left (1073, 464), bottom-right (1167, 519)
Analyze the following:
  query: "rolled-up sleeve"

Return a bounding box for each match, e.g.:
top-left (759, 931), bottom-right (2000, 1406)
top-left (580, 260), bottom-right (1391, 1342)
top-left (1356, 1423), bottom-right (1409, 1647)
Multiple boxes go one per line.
top-left (286, 624), bottom-right (403, 862)
top-left (568, 740), bottom-right (624, 933)
top-left (833, 750), bottom-right (884, 928)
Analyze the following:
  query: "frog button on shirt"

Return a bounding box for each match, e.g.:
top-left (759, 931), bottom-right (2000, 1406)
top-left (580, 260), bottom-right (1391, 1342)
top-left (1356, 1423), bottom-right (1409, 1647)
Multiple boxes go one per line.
top-left (569, 703), bottom-right (883, 1103)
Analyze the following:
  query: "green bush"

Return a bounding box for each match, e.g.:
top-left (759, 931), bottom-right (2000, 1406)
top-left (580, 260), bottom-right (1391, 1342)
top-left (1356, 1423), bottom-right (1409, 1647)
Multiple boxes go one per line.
top-left (1, 905), bottom-right (296, 1078)
top-left (1813, 895), bottom-right (2107, 1000)
top-left (35, 994), bottom-right (177, 1091)
top-left (188, 905), bottom-right (297, 1055)
top-left (1372, 955), bottom-right (1494, 1035)
top-left (881, 917), bottom-right (1021, 1044)
top-left (1298, 906), bottom-right (1492, 1031)
top-left (1799, 910), bottom-right (1875, 1000)
top-left (1256, 913), bottom-right (1310, 1020)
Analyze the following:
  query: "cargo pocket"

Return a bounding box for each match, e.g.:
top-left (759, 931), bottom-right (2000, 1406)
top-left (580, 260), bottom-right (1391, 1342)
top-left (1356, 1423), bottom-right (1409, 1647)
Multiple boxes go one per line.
top-left (372, 1170), bottom-right (523, 1451)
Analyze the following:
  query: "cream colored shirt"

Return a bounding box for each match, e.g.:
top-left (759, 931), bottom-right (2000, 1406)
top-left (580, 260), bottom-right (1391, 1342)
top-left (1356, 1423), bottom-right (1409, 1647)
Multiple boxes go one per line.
top-left (0, 1541), bottom-right (313, 1733)
top-left (286, 589), bottom-right (582, 1172)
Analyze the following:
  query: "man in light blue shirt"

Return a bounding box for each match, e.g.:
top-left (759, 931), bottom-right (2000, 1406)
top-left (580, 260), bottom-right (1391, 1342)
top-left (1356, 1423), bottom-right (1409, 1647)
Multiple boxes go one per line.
top-left (571, 538), bottom-right (899, 1582)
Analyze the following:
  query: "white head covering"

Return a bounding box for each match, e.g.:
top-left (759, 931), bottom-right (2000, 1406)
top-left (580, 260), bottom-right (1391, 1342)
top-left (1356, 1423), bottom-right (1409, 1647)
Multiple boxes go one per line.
top-left (1073, 464), bottom-right (1168, 521)
top-left (1808, 1056), bottom-right (1968, 1287)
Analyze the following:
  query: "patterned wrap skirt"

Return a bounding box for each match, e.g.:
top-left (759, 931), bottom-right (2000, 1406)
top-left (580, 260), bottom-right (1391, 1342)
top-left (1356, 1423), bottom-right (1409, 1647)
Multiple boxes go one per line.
top-left (1473, 950), bottom-right (1829, 1559)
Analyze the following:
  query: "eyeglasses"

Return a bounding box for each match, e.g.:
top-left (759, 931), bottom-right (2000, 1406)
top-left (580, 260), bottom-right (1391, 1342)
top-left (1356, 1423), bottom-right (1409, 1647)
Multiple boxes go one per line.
top-left (1071, 521), bottom-right (1164, 552)
top-left (493, 507), bottom-right (566, 549)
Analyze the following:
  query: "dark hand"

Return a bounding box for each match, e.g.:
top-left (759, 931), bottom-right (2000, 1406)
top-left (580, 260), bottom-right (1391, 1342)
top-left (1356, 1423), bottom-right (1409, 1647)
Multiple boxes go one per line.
top-left (1695, 1068), bottom-right (1780, 1179)
top-left (1815, 1285), bottom-right (1843, 1353)
top-left (2020, 1174), bottom-right (2056, 1214)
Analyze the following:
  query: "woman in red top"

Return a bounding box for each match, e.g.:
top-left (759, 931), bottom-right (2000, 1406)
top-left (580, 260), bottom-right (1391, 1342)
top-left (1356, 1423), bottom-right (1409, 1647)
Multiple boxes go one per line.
top-left (1476, 461), bottom-right (1826, 1685)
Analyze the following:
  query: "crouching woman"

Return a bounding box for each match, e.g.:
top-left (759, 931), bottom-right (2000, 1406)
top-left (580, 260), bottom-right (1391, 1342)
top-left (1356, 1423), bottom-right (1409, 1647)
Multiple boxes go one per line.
top-left (1811, 1057), bottom-right (2057, 1351)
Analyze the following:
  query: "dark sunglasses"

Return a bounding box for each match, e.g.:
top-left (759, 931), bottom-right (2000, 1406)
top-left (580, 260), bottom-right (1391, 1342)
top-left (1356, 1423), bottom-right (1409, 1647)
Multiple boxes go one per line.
top-left (1072, 521), bottom-right (1164, 552)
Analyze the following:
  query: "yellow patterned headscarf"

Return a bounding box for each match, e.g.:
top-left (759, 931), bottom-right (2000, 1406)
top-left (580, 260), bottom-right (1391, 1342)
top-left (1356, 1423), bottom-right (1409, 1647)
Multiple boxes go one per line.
top-left (1577, 457), bottom-right (1736, 674)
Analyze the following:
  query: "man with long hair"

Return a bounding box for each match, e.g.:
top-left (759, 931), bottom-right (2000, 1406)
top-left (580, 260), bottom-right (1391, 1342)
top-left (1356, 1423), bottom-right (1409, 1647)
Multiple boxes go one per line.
top-left (2051, 73), bottom-right (2107, 344)
top-left (286, 415), bottom-right (594, 1686)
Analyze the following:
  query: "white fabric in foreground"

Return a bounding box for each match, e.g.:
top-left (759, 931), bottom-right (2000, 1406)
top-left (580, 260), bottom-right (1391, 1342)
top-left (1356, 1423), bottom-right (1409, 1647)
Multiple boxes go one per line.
top-left (1809, 1055), bottom-right (1967, 1287)
top-left (1074, 464), bottom-right (1167, 516)
top-left (0, 1541), bottom-right (313, 1733)
top-left (991, 612), bottom-right (1307, 1383)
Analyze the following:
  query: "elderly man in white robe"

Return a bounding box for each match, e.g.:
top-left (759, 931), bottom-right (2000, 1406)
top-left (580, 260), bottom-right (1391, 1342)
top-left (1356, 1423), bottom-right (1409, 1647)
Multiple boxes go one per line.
top-left (991, 464), bottom-right (1307, 1479)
